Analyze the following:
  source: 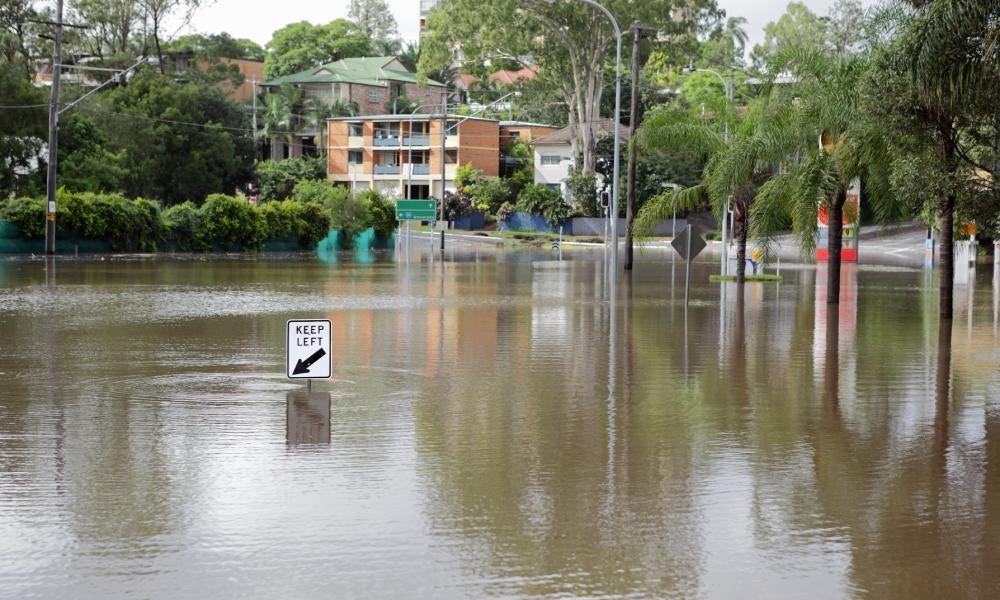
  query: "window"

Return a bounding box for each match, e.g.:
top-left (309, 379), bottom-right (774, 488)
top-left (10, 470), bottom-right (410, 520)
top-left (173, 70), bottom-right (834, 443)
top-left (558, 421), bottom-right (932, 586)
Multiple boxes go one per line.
top-left (541, 154), bottom-right (563, 166)
top-left (368, 89), bottom-right (379, 102)
top-left (445, 149), bottom-right (458, 164)
top-left (508, 131), bottom-right (521, 139)
top-left (348, 150), bottom-right (363, 165)
top-left (348, 123), bottom-right (363, 137)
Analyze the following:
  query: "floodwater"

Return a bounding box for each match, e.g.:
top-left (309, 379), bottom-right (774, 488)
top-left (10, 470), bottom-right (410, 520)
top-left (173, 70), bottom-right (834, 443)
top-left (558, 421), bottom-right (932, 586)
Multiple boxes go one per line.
top-left (1, 248), bottom-right (999, 599)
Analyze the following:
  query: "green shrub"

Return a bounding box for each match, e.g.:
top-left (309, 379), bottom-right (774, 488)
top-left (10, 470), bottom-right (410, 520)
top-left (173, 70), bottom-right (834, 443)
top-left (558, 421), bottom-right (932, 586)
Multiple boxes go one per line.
top-left (360, 189), bottom-right (397, 239)
top-left (200, 194), bottom-right (265, 251)
top-left (296, 202), bottom-right (331, 248)
top-left (565, 168), bottom-right (600, 217)
top-left (256, 156), bottom-right (326, 202)
top-left (261, 199), bottom-right (331, 249)
top-left (467, 177), bottom-right (510, 215)
top-left (290, 179), bottom-right (349, 206)
top-left (0, 197), bottom-right (46, 237)
top-left (331, 193), bottom-right (370, 247)
top-left (516, 184), bottom-right (573, 224)
top-left (443, 190), bottom-right (474, 221)
top-left (163, 202), bottom-right (206, 251)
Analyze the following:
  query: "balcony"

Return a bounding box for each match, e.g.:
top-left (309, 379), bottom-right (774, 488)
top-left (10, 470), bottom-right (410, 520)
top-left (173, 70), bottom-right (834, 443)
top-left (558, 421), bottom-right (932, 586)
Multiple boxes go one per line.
top-left (411, 164), bottom-right (430, 175)
top-left (373, 136), bottom-right (400, 147)
top-left (403, 136), bottom-right (430, 146)
top-left (374, 165), bottom-right (401, 175)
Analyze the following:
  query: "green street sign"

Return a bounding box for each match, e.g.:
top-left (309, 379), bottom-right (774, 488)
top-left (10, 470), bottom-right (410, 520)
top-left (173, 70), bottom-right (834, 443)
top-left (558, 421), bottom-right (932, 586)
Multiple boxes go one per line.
top-left (396, 199), bottom-right (437, 221)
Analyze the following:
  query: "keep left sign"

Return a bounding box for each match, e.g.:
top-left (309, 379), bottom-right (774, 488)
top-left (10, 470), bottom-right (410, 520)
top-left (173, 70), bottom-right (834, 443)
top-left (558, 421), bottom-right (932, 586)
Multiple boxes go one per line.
top-left (286, 319), bottom-right (332, 379)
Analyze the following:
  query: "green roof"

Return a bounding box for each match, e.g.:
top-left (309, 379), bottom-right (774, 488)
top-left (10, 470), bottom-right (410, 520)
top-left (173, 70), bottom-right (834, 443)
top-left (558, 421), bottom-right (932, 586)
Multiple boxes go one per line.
top-left (263, 56), bottom-right (445, 88)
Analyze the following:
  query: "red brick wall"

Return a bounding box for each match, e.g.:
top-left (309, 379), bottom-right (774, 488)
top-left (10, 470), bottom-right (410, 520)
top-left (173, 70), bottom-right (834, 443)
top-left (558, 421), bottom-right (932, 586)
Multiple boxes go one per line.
top-left (349, 83), bottom-right (389, 115)
top-left (458, 120), bottom-right (500, 177)
top-left (328, 122), bottom-right (349, 175)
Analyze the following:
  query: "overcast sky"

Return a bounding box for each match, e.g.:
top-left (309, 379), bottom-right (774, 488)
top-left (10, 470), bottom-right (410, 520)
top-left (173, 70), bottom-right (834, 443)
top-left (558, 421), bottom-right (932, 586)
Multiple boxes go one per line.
top-left (179, 0), bottom-right (877, 54)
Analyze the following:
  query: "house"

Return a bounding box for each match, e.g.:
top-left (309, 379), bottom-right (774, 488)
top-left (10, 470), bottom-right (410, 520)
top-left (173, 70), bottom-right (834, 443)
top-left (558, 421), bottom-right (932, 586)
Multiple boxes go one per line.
top-left (499, 121), bottom-right (561, 147)
top-left (263, 56), bottom-right (448, 160)
top-left (327, 114), bottom-right (501, 199)
top-left (531, 119), bottom-right (631, 198)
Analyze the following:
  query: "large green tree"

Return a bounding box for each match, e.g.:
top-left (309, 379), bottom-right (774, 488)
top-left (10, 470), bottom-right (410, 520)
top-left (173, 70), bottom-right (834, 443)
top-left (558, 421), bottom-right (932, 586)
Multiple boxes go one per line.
top-left (0, 62), bottom-right (46, 197)
top-left (264, 20), bottom-right (372, 79)
top-left (166, 32), bottom-right (265, 61)
top-left (419, 0), bottom-right (717, 173)
top-left (75, 67), bottom-right (254, 205)
top-left (865, 0), bottom-right (1000, 320)
top-left (68, 0), bottom-right (140, 59)
top-left (348, 0), bottom-right (398, 42)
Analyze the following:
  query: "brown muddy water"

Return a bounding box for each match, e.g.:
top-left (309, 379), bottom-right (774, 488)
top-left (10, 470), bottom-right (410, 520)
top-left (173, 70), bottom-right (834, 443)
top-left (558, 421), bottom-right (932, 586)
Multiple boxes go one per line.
top-left (1, 249), bottom-right (999, 599)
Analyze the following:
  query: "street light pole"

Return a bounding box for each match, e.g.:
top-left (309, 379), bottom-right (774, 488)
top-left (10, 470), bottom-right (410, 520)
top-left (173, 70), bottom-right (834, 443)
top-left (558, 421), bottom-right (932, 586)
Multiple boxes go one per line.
top-left (562, 0), bottom-right (622, 272)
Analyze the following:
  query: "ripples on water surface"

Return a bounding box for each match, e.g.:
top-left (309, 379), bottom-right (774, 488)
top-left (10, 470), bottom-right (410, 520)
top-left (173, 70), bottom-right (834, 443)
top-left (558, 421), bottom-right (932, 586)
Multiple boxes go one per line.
top-left (1, 252), bottom-right (999, 599)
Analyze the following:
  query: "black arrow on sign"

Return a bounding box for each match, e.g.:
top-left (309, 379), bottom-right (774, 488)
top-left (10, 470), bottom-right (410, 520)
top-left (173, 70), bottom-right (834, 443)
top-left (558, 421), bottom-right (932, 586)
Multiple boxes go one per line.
top-left (292, 348), bottom-right (326, 375)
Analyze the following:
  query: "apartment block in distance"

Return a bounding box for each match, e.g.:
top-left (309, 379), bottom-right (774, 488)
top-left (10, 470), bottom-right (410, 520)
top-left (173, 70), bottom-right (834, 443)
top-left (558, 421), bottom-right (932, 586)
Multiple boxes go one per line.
top-left (327, 115), bottom-right (501, 199)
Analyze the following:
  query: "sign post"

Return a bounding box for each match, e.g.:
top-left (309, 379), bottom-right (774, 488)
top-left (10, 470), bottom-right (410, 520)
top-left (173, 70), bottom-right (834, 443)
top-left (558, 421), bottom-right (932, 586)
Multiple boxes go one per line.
top-left (671, 225), bottom-right (706, 306)
top-left (286, 319), bottom-right (332, 386)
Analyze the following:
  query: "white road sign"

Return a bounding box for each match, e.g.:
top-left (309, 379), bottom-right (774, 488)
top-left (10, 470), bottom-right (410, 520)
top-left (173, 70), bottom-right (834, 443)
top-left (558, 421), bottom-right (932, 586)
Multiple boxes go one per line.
top-left (286, 319), bottom-right (332, 379)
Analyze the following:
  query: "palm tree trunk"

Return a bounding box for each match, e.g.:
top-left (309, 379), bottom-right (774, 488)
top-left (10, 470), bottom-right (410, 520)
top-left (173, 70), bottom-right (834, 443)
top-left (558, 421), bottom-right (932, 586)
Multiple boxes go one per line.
top-left (939, 192), bottom-right (955, 319)
top-left (734, 188), bottom-right (751, 286)
top-left (827, 188), bottom-right (847, 304)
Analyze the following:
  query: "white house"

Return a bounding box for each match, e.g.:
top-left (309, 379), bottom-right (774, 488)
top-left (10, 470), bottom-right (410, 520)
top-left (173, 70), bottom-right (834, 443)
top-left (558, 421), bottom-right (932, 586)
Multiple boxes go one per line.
top-left (531, 119), bottom-right (630, 199)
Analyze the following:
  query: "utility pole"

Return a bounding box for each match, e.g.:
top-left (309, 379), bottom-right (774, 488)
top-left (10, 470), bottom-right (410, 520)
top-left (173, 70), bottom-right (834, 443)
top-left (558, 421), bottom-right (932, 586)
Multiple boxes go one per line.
top-left (624, 22), bottom-right (653, 271)
top-left (251, 75), bottom-right (258, 158)
top-left (440, 110), bottom-right (447, 252)
top-left (44, 0), bottom-right (64, 255)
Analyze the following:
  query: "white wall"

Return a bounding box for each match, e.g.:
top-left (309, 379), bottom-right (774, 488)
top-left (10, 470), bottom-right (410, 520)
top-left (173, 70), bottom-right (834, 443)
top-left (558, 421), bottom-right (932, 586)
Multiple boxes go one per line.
top-left (534, 144), bottom-right (574, 197)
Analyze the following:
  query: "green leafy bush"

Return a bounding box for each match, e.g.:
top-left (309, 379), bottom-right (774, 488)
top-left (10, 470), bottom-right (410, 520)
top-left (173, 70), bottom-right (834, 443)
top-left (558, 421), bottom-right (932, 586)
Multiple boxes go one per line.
top-left (565, 168), bottom-right (600, 217)
top-left (261, 199), bottom-right (331, 248)
top-left (200, 194), bottom-right (266, 251)
top-left (163, 202), bottom-right (206, 251)
top-left (256, 156), bottom-right (326, 202)
top-left (516, 184), bottom-right (573, 224)
top-left (0, 197), bottom-right (46, 237)
top-left (360, 189), bottom-right (397, 239)
top-left (467, 177), bottom-right (511, 215)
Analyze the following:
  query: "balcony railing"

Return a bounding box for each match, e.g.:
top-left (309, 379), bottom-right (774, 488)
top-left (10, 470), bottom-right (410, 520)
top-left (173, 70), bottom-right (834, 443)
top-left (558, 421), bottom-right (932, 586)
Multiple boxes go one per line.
top-left (403, 136), bottom-right (430, 146)
top-left (374, 165), bottom-right (401, 175)
top-left (373, 135), bottom-right (400, 146)
top-left (411, 164), bottom-right (430, 175)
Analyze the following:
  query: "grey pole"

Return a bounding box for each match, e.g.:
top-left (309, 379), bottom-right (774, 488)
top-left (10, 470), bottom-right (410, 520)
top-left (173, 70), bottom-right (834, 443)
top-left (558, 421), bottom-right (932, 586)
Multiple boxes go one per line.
top-left (685, 224), bottom-right (692, 306)
top-left (440, 110), bottom-right (446, 252)
top-left (44, 0), bottom-right (65, 255)
top-left (571, 0), bottom-right (622, 274)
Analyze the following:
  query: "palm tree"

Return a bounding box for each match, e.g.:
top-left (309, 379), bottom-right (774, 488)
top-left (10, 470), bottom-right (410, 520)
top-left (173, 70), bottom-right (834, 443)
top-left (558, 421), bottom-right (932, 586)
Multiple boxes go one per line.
top-left (634, 95), bottom-right (801, 286)
top-left (261, 84), bottom-right (302, 159)
top-left (750, 48), bottom-right (898, 305)
top-left (899, 0), bottom-right (1000, 320)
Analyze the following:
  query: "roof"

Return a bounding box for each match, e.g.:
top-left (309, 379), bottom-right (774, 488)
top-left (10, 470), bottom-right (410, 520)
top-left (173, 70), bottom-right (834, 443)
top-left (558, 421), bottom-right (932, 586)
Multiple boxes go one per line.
top-left (500, 121), bottom-right (560, 128)
top-left (532, 119), bottom-right (632, 146)
top-left (488, 65), bottom-right (539, 85)
top-left (328, 113), bottom-right (500, 124)
top-left (263, 56), bottom-right (445, 88)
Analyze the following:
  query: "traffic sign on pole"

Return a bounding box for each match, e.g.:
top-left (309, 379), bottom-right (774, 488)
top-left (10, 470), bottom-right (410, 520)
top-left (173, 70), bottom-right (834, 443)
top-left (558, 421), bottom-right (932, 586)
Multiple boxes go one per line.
top-left (286, 319), bottom-right (332, 379)
top-left (396, 199), bottom-right (437, 221)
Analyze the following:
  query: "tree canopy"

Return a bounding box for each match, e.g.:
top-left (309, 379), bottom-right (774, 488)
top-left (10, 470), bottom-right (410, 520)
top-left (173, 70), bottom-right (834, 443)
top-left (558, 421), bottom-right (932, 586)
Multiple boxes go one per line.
top-left (264, 19), bottom-right (372, 79)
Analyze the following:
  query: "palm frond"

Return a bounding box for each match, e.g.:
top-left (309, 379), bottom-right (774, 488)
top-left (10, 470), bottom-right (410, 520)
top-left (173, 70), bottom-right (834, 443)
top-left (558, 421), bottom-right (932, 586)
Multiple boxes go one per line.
top-left (633, 185), bottom-right (706, 241)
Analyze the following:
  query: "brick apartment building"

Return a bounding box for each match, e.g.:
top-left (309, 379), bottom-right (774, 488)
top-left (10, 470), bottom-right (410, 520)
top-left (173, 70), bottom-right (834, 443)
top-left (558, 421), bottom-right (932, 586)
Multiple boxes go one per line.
top-left (263, 56), bottom-right (448, 159)
top-left (327, 114), bottom-right (501, 199)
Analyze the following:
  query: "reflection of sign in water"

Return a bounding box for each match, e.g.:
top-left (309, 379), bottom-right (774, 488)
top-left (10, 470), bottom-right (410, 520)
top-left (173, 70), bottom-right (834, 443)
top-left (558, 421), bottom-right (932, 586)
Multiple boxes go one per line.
top-left (286, 319), bottom-right (332, 379)
top-left (817, 178), bottom-right (860, 262)
top-left (286, 391), bottom-right (331, 444)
